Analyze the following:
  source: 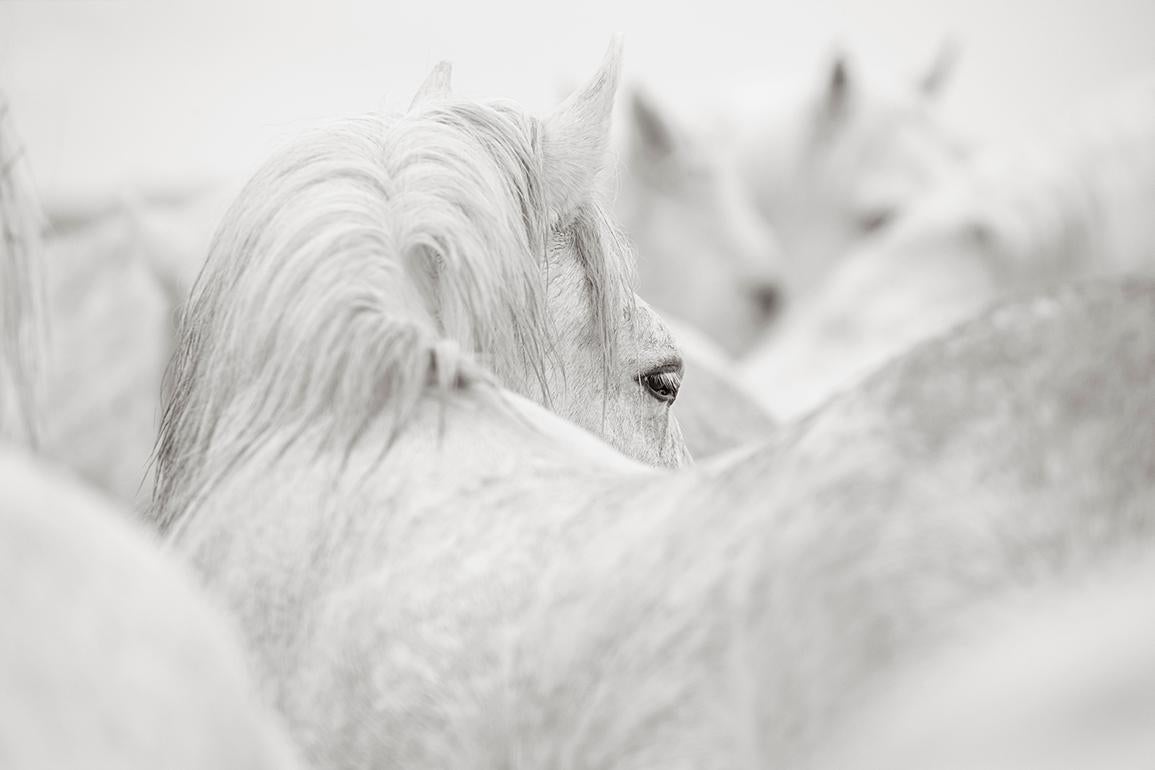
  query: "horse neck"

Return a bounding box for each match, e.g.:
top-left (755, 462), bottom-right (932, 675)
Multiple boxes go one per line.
top-left (172, 387), bottom-right (643, 604)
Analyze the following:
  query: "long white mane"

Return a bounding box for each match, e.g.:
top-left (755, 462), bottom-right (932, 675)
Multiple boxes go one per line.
top-left (154, 82), bottom-right (635, 529)
top-left (0, 93), bottom-right (45, 447)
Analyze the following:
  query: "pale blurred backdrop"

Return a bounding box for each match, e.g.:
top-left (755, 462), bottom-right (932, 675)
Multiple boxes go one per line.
top-left (2, 0), bottom-right (1154, 204)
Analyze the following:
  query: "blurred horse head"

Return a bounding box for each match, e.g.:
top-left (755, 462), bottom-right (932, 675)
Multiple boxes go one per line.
top-left (730, 45), bottom-right (965, 303)
top-left (740, 74), bottom-right (1155, 419)
top-left (613, 87), bottom-right (785, 356)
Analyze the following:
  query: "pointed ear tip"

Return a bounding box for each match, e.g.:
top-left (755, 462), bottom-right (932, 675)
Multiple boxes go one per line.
top-left (557, 37), bottom-right (623, 111)
top-left (920, 41), bottom-right (960, 94)
top-left (600, 35), bottom-right (625, 81)
top-left (605, 34), bottom-right (625, 59)
top-left (429, 61), bottom-right (453, 88)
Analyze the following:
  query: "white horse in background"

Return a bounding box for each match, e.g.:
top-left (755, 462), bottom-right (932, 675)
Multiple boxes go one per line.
top-left (0, 93), bottom-right (304, 769)
top-left (37, 194), bottom-right (185, 506)
top-left (723, 46), bottom-right (966, 307)
top-left (29, 178), bottom-right (259, 507)
top-left (154, 40), bottom-right (1155, 770)
top-left (741, 73), bottom-right (1155, 419)
top-left (663, 313), bottom-right (776, 458)
top-left (611, 87), bottom-right (785, 356)
top-left (0, 445), bottom-right (306, 770)
top-left (0, 95), bottom-right (45, 446)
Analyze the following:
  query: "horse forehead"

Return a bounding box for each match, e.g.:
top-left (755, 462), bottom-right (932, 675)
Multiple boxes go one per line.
top-left (715, 169), bottom-right (783, 255)
top-left (859, 106), bottom-right (956, 171)
top-left (628, 298), bottom-right (680, 357)
top-left (824, 117), bottom-right (958, 208)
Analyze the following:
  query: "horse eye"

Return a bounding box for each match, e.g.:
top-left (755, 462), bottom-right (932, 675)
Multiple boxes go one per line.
top-left (639, 368), bottom-right (681, 404)
top-left (859, 208), bottom-right (896, 234)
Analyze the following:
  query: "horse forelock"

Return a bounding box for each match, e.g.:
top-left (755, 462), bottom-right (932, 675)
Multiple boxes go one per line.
top-left (153, 98), bottom-right (634, 528)
top-left (560, 201), bottom-right (637, 411)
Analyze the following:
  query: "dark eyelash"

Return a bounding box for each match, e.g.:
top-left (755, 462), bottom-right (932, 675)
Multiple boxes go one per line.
top-left (639, 369), bottom-right (681, 403)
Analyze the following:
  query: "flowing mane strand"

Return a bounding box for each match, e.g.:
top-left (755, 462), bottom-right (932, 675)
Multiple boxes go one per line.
top-left (0, 95), bottom-right (46, 447)
top-left (152, 98), bottom-right (634, 528)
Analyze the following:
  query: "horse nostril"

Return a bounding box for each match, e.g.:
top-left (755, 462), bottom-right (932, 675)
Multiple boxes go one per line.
top-left (752, 283), bottom-right (783, 320)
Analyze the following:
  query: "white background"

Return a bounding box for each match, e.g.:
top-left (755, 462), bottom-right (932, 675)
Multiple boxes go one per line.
top-left (3, 0), bottom-right (1153, 202)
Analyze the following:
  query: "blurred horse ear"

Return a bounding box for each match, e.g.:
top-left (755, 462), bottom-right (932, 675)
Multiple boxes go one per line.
top-left (628, 88), bottom-right (677, 164)
top-left (409, 61), bottom-right (453, 111)
top-left (918, 41), bottom-right (959, 98)
top-left (822, 52), bottom-right (853, 122)
top-left (542, 36), bottom-right (623, 222)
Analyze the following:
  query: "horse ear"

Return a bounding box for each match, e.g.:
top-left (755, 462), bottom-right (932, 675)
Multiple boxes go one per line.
top-left (918, 41), bottom-right (958, 98)
top-left (628, 88), bottom-right (677, 164)
top-left (542, 37), bottom-right (623, 222)
top-left (409, 61), bottom-right (453, 111)
top-left (823, 52), bottom-right (853, 121)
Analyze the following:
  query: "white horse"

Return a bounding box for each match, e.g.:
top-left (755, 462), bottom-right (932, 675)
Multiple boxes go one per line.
top-left (152, 43), bottom-right (688, 531)
top-left (611, 88), bottom-right (784, 356)
top-left (662, 313), bottom-right (776, 458)
top-left (37, 195), bottom-right (180, 506)
top-left (155, 42), bottom-right (1155, 769)
top-left (740, 73), bottom-right (1155, 419)
top-left (0, 444), bottom-right (306, 770)
top-left (812, 556), bottom-right (1155, 770)
top-left (0, 91), bottom-right (304, 770)
top-left (724, 46), bottom-right (966, 306)
top-left (0, 95), bottom-right (45, 447)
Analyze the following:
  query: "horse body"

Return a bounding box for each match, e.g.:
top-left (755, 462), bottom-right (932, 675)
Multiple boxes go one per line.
top-left (168, 275), bottom-right (1155, 769)
top-left (168, 387), bottom-right (658, 766)
top-left (0, 442), bottom-right (304, 770)
top-left (812, 556), bottom-right (1155, 770)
